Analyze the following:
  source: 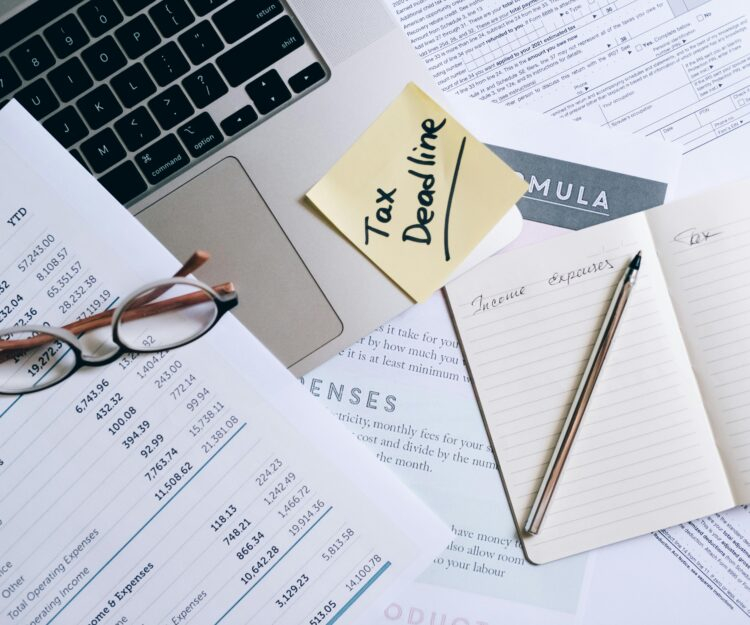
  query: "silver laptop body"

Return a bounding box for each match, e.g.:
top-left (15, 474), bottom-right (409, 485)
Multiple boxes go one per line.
top-left (0, 0), bottom-right (433, 373)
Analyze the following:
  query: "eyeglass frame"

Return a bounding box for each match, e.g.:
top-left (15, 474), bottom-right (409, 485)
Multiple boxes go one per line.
top-left (0, 261), bottom-right (238, 395)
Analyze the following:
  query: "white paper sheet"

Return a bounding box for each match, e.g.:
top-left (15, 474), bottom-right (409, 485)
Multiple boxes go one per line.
top-left (443, 92), bottom-right (682, 229)
top-left (387, 0), bottom-right (750, 196)
top-left (442, 93), bottom-right (683, 200)
top-left (583, 506), bottom-right (750, 624)
top-left (0, 101), bottom-right (449, 625)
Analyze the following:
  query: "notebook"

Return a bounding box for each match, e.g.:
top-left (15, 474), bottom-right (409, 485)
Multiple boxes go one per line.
top-left (445, 179), bottom-right (750, 563)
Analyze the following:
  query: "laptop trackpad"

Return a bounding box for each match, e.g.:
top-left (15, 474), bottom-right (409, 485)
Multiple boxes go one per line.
top-left (136, 157), bottom-right (343, 367)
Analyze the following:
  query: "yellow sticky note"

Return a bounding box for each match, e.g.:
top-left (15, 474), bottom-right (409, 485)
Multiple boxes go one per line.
top-left (306, 82), bottom-right (527, 302)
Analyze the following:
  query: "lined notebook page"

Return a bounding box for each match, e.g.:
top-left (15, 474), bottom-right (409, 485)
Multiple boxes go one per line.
top-left (446, 214), bottom-right (733, 563)
top-left (647, 181), bottom-right (750, 502)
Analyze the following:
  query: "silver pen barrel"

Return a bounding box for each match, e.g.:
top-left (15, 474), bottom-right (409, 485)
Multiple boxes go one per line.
top-left (524, 251), bottom-right (641, 535)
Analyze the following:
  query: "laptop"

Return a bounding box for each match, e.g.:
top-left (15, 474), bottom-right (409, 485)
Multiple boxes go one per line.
top-left (0, 0), bottom-right (457, 374)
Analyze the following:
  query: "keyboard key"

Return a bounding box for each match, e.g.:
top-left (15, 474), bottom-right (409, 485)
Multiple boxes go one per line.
top-left (220, 104), bottom-right (256, 135)
top-left (135, 133), bottom-right (190, 184)
top-left (182, 63), bottom-right (227, 108)
top-left (78, 84), bottom-right (123, 129)
top-left (289, 62), bottom-right (325, 94)
top-left (114, 106), bottom-right (160, 150)
top-left (149, 0), bottom-right (194, 38)
top-left (144, 41), bottom-right (189, 86)
top-left (78, 0), bottom-right (124, 37)
top-left (48, 58), bottom-right (94, 102)
top-left (149, 84), bottom-right (193, 129)
top-left (43, 106), bottom-right (89, 147)
top-left (15, 79), bottom-right (59, 120)
top-left (245, 69), bottom-right (290, 114)
top-left (178, 20), bottom-right (223, 65)
top-left (69, 148), bottom-right (89, 171)
top-left (0, 58), bottom-right (22, 99)
top-left (216, 16), bottom-right (303, 87)
top-left (81, 127), bottom-right (126, 173)
top-left (43, 14), bottom-right (90, 59)
top-left (115, 14), bottom-right (161, 59)
top-left (82, 36), bottom-right (127, 80)
top-left (177, 111), bottom-right (222, 157)
top-left (115, 0), bottom-right (158, 15)
top-left (0, 1), bottom-right (82, 56)
top-left (112, 63), bottom-right (156, 107)
top-left (10, 36), bottom-right (55, 80)
top-left (212, 0), bottom-right (282, 44)
top-left (99, 161), bottom-right (147, 204)
top-left (187, 0), bottom-right (228, 16)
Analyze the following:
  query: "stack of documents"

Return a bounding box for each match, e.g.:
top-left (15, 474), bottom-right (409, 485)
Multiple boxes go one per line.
top-left (8, 0), bottom-right (750, 619)
top-left (0, 101), bottom-right (449, 624)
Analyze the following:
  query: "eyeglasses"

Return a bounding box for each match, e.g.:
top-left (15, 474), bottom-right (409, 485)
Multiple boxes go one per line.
top-left (0, 250), bottom-right (237, 395)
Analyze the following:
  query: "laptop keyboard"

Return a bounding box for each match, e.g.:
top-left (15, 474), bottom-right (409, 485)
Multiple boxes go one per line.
top-left (0, 0), bottom-right (328, 205)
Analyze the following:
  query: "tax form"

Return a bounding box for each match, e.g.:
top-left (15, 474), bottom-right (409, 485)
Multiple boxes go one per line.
top-left (0, 101), bottom-right (449, 625)
top-left (388, 0), bottom-right (750, 195)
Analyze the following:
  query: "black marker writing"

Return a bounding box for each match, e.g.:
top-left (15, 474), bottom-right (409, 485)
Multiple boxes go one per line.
top-left (364, 188), bottom-right (397, 244)
top-left (402, 118), bottom-right (446, 246)
top-left (363, 117), bottom-right (459, 261)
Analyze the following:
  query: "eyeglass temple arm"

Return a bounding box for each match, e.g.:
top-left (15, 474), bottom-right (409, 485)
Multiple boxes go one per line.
top-left (0, 281), bottom-right (235, 352)
top-left (71, 280), bottom-right (235, 333)
top-left (59, 250), bottom-right (213, 332)
top-left (126, 250), bottom-right (211, 309)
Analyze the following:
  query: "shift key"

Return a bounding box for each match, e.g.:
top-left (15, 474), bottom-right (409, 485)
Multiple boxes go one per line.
top-left (216, 16), bottom-right (303, 87)
top-left (135, 134), bottom-right (190, 185)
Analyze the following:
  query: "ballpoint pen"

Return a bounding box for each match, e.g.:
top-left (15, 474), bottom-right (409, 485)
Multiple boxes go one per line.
top-left (524, 251), bottom-right (642, 535)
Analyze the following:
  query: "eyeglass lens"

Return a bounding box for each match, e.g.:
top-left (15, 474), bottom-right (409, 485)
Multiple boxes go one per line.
top-left (117, 283), bottom-right (219, 352)
top-left (0, 330), bottom-right (77, 393)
